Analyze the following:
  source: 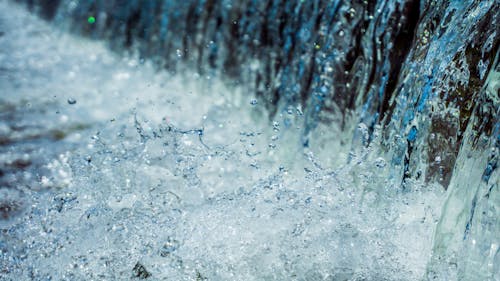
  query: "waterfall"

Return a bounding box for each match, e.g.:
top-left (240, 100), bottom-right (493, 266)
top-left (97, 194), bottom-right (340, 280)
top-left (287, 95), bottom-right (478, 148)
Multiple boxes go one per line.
top-left (21, 0), bottom-right (497, 187)
top-left (1, 0), bottom-right (498, 279)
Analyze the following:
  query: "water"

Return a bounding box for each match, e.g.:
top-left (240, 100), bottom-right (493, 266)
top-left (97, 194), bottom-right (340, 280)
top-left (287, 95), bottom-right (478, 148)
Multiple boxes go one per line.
top-left (1, 0), bottom-right (498, 280)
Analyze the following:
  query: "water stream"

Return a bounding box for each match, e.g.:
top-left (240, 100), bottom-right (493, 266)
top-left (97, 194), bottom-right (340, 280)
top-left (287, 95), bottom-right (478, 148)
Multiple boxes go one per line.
top-left (0, 0), bottom-right (498, 280)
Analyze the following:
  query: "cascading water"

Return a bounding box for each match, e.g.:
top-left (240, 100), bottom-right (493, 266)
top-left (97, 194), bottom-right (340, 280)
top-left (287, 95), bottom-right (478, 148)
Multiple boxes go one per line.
top-left (0, 0), bottom-right (498, 280)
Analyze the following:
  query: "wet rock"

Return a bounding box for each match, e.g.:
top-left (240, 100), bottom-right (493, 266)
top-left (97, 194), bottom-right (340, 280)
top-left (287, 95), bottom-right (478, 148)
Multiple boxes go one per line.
top-left (132, 262), bottom-right (151, 279)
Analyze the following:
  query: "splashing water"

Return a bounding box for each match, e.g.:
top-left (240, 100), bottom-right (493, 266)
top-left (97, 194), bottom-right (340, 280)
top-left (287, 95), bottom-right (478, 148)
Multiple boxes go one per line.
top-left (0, 1), bottom-right (498, 280)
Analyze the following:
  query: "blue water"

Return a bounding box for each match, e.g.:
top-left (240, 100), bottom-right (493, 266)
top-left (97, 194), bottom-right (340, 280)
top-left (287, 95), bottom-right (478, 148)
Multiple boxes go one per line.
top-left (0, 0), bottom-right (498, 280)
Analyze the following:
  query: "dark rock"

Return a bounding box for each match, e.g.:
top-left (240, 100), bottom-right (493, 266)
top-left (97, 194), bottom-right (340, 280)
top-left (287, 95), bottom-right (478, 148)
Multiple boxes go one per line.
top-left (132, 262), bottom-right (151, 279)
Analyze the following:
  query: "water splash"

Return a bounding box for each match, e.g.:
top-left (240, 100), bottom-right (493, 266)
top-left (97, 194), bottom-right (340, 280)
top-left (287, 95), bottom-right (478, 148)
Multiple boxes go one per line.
top-left (1, 0), bottom-right (498, 280)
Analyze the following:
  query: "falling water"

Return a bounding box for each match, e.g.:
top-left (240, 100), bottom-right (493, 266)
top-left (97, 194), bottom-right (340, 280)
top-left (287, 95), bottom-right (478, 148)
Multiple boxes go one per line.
top-left (0, 0), bottom-right (498, 280)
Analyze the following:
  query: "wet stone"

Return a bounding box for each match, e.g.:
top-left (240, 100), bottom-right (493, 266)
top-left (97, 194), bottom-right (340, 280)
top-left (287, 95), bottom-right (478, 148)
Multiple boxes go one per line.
top-left (132, 262), bottom-right (151, 279)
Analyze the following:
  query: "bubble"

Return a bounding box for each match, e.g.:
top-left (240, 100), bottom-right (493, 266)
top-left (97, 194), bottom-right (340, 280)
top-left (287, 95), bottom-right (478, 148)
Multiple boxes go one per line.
top-left (296, 105), bottom-right (304, 115)
top-left (159, 237), bottom-right (179, 257)
top-left (67, 98), bottom-right (77, 105)
top-left (273, 121), bottom-right (280, 131)
top-left (374, 157), bottom-right (386, 168)
top-left (434, 156), bottom-right (441, 164)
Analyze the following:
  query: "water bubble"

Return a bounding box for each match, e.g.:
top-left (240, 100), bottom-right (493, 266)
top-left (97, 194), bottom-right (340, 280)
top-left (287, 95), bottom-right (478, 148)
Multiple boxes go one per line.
top-left (374, 157), bottom-right (386, 168)
top-left (159, 237), bottom-right (179, 257)
top-left (272, 121), bottom-right (280, 132)
top-left (348, 7), bottom-right (356, 18)
top-left (434, 156), bottom-right (441, 164)
top-left (250, 99), bottom-right (258, 105)
top-left (176, 49), bottom-right (182, 57)
top-left (67, 98), bottom-right (77, 105)
top-left (250, 61), bottom-right (259, 71)
top-left (296, 105), bottom-right (304, 115)
top-left (68, 0), bottom-right (77, 10)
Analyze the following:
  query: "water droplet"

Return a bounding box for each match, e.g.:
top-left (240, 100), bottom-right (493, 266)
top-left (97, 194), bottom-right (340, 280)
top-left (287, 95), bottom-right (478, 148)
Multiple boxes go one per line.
top-left (159, 237), bottom-right (179, 257)
top-left (296, 105), bottom-right (304, 115)
top-left (348, 7), bottom-right (356, 18)
top-left (434, 156), bottom-right (441, 163)
top-left (272, 121), bottom-right (280, 132)
top-left (375, 157), bottom-right (386, 168)
top-left (67, 98), bottom-right (77, 105)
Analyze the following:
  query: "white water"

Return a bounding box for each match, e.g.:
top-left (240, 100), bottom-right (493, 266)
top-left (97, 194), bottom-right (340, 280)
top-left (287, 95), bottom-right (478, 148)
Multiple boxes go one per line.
top-left (0, 2), bottom-right (448, 280)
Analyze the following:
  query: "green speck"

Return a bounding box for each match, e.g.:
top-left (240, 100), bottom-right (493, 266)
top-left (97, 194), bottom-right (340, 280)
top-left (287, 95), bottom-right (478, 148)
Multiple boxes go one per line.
top-left (87, 16), bottom-right (95, 24)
